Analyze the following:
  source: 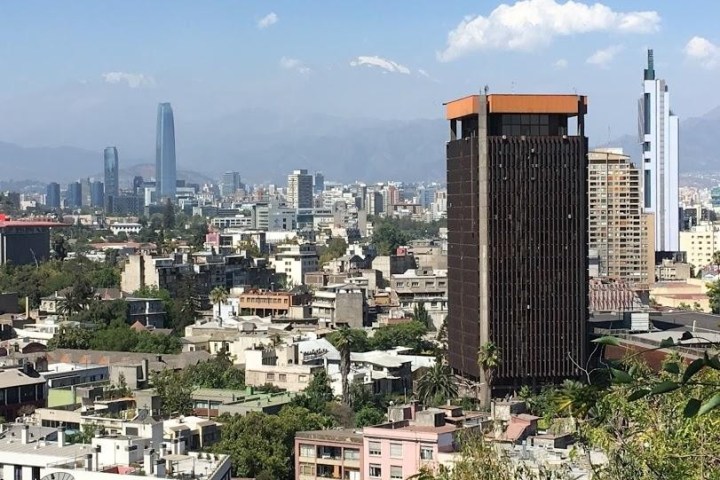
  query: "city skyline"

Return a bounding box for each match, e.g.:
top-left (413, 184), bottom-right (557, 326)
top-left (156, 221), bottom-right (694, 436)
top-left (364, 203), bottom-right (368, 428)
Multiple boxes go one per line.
top-left (0, 1), bottom-right (719, 181)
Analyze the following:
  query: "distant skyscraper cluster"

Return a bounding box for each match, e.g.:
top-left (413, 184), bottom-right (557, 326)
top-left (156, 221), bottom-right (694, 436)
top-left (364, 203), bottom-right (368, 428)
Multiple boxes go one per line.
top-left (639, 49), bottom-right (680, 252)
top-left (155, 102), bottom-right (177, 202)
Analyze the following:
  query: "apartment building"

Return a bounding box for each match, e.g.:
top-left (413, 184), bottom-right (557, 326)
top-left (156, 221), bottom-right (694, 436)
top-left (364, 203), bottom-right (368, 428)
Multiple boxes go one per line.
top-left (0, 365), bottom-right (47, 420)
top-left (588, 149), bottom-right (654, 284)
top-left (390, 267), bottom-right (447, 330)
top-left (311, 284), bottom-right (367, 328)
top-left (680, 221), bottom-right (720, 268)
top-left (273, 243), bottom-right (319, 287)
top-left (244, 344), bottom-right (325, 392)
top-left (295, 430), bottom-right (363, 480)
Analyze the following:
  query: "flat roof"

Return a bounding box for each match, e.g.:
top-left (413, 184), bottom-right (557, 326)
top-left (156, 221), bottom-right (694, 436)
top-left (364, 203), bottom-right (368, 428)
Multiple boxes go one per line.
top-left (296, 429), bottom-right (363, 444)
top-left (0, 221), bottom-right (66, 228)
top-left (444, 94), bottom-right (587, 120)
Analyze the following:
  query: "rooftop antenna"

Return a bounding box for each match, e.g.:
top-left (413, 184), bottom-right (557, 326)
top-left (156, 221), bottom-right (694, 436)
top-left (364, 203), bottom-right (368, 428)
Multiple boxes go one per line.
top-left (483, 85), bottom-right (489, 95)
top-left (510, 81), bottom-right (515, 93)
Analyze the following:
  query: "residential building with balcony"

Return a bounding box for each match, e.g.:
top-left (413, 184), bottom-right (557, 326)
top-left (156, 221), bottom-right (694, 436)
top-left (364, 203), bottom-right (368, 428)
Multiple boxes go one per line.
top-left (311, 284), bottom-right (367, 328)
top-left (239, 289), bottom-right (311, 317)
top-left (390, 267), bottom-right (447, 330)
top-left (295, 429), bottom-right (363, 480)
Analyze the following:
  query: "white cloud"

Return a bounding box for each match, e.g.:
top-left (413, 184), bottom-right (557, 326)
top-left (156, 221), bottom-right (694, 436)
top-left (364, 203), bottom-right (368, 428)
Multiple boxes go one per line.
top-left (553, 58), bottom-right (568, 68)
top-left (685, 36), bottom-right (720, 69)
top-left (586, 45), bottom-right (623, 67)
top-left (279, 57), bottom-right (311, 75)
top-left (438, 0), bottom-right (660, 61)
top-left (349, 55), bottom-right (411, 74)
top-left (257, 12), bottom-right (278, 29)
top-left (101, 72), bottom-right (155, 88)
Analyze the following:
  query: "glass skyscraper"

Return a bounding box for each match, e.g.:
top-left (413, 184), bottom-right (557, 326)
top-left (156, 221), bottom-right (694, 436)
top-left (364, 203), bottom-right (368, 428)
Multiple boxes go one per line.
top-left (46, 182), bottom-right (60, 209)
top-left (104, 146), bottom-right (119, 211)
top-left (155, 102), bottom-right (177, 201)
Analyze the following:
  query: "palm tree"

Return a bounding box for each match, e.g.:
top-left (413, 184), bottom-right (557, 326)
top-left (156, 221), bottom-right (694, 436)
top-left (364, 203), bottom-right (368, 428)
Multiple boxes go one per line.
top-left (333, 326), bottom-right (355, 406)
top-left (416, 362), bottom-right (458, 407)
top-left (209, 287), bottom-right (228, 318)
top-left (553, 379), bottom-right (597, 419)
top-left (478, 342), bottom-right (500, 407)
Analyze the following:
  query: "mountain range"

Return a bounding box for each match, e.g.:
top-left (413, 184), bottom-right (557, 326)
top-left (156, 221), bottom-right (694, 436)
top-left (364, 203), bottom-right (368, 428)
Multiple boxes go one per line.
top-left (0, 106), bottom-right (718, 185)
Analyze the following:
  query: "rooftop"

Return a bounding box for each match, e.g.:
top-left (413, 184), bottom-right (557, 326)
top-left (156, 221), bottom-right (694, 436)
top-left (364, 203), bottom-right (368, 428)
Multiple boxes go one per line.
top-left (296, 429), bottom-right (363, 444)
top-left (444, 94), bottom-right (587, 120)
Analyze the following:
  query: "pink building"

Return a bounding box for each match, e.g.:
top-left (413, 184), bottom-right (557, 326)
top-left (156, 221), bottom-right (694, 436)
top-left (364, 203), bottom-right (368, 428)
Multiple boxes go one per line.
top-left (361, 405), bottom-right (484, 480)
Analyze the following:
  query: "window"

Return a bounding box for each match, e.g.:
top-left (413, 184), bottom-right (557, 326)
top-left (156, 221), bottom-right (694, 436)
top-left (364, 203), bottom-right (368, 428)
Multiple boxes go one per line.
top-left (344, 448), bottom-right (360, 461)
top-left (266, 373), bottom-right (275, 381)
top-left (390, 442), bottom-right (402, 458)
top-left (299, 463), bottom-right (314, 475)
top-left (368, 441), bottom-right (381, 456)
top-left (369, 464), bottom-right (382, 478)
top-left (420, 445), bottom-right (434, 460)
top-left (279, 374), bottom-right (287, 382)
top-left (299, 444), bottom-right (315, 458)
top-left (391, 466), bottom-right (403, 480)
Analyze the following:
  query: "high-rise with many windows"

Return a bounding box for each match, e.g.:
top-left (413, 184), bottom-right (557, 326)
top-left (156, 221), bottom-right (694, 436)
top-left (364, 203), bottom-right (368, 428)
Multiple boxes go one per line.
top-left (445, 93), bottom-right (588, 399)
top-left (287, 169), bottom-right (313, 209)
top-left (588, 148), bottom-right (654, 284)
top-left (155, 102), bottom-right (177, 201)
top-left (639, 49), bottom-right (679, 252)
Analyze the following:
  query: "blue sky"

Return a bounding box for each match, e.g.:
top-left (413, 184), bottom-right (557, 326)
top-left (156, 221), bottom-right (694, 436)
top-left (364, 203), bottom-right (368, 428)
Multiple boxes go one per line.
top-left (1, 0), bottom-right (719, 157)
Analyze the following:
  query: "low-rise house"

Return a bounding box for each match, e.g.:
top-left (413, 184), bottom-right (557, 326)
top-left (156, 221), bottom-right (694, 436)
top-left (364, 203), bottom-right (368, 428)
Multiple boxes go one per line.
top-left (192, 387), bottom-right (296, 417)
top-left (244, 343), bottom-right (325, 392)
top-left (0, 364), bottom-right (46, 420)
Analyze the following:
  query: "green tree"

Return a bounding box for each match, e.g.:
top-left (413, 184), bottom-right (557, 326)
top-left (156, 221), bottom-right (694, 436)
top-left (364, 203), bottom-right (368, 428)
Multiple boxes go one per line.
top-left (162, 199), bottom-right (176, 229)
top-left (326, 328), bottom-right (370, 353)
top-left (370, 321), bottom-right (429, 352)
top-left (355, 405), bottom-right (386, 427)
top-left (213, 406), bottom-right (330, 480)
top-left (319, 237), bottom-right (348, 265)
top-left (413, 302), bottom-right (432, 329)
top-left (51, 234), bottom-right (68, 262)
top-left (371, 220), bottom-right (409, 255)
top-left (478, 342), bottom-right (500, 406)
top-left (416, 362), bottom-right (458, 407)
top-left (294, 370), bottom-right (335, 414)
top-left (185, 351), bottom-right (245, 389)
top-left (333, 326), bottom-right (355, 406)
top-left (210, 286), bottom-right (228, 318)
top-left (707, 279), bottom-right (720, 314)
top-left (47, 324), bottom-right (92, 350)
top-left (152, 369), bottom-right (193, 416)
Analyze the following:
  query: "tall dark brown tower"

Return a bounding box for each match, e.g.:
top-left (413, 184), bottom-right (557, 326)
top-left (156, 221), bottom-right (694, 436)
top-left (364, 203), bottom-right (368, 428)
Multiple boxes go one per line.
top-left (445, 94), bottom-right (588, 397)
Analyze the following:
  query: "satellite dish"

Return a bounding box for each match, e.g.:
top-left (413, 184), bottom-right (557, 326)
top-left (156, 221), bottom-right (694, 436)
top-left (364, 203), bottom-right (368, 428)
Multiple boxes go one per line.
top-left (41, 474), bottom-right (76, 480)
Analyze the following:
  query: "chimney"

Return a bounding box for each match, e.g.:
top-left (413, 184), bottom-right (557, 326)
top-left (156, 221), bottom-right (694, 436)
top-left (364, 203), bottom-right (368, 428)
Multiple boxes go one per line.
top-left (94, 445), bottom-right (100, 471)
top-left (154, 459), bottom-right (166, 478)
top-left (144, 449), bottom-right (156, 475)
top-left (20, 425), bottom-right (29, 444)
top-left (25, 296), bottom-right (29, 318)
top-left (58, 426), bottom-right (66, 448)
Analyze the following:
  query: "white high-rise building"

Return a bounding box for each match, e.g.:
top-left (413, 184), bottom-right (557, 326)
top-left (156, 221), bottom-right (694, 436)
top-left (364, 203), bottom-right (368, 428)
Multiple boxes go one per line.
top-left (639, 49), bottom-right (679, 252)
top-left (287, 169), bottom-right (313, 209)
